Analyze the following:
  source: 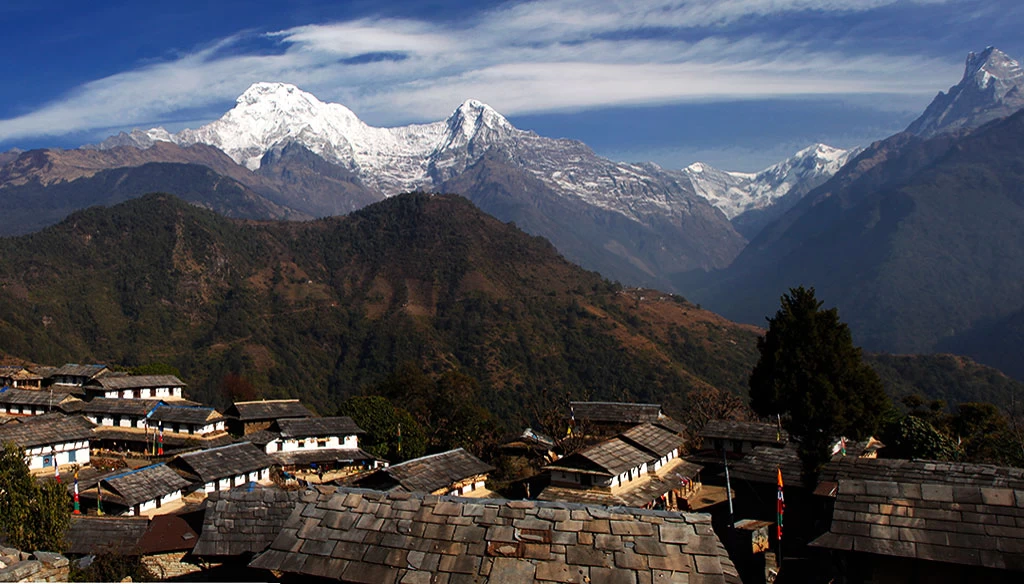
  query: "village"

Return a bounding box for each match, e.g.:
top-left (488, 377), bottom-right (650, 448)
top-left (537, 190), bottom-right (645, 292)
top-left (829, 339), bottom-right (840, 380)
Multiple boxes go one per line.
top-left (0, 363), bottom-right (1021, 583)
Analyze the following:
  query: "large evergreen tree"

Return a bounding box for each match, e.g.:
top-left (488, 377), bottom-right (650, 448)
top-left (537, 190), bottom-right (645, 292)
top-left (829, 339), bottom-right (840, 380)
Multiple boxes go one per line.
top-left (750, 287), bottom-right (890, 479)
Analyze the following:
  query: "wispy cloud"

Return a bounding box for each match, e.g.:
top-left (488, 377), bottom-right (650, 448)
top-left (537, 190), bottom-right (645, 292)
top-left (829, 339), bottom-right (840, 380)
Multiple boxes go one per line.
top-left (0, 0), bottom-right (968, 143)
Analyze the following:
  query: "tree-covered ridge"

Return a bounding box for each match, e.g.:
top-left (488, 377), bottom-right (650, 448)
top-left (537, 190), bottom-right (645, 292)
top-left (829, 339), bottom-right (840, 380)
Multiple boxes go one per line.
top-left (0, 193), bottom-right (759, 424)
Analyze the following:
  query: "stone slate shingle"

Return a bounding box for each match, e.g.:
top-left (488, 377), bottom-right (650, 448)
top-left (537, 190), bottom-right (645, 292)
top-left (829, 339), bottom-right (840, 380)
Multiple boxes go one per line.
top-left (192, 486), bottom-right (315, 557)
top-left (249, 487), bottom-right (741, 583)
top-left (811, 478), bottom-right (1024, 571)
top-left (570, 402), bottom-right (662, 424)
top-left (0, 414), bottom-right (93, 448)
top-left (618, 423), bottom-right (682, 459)
top-left (818, 457), bottom-right (1024, 493)
top-left (276, 417), bottom-right (365, 439)
top-left (728, 443), bottom-right (803, 486)
top-left (271, 448), bottom-right (377, 468)
top-left (170, 442), bottom-right (272, 483)
top-left (50, 364), bottom-right (109, 379)
top-left (699, 420), bottom-right (787, 445)
top-left (149, 404), bottom-right (223, 426)
top-left (87, 375), bottom-right (185, 390)
top-left (0, 387), bottom-right (74, 408)
top-left (65, 517), bottom-right (152, 555)
top-left (71, 398), bottom-right (163, 417)
top-left (356, 448), bottom-right (493, 494)
top-left (226, 400), bottom-right (313, 422)
top-left (102, 463), bottom-right (193, 508)
top-left (547, 438), bottom-right (652, 478)
top-left (538, 458), bottom-right (703, 508)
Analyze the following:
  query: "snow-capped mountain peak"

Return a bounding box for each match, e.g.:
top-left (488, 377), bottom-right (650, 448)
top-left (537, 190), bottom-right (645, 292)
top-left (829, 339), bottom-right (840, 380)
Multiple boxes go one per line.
top-left (964, 47), bottom-right (1024, 97)
top-left (907, 47), bottom-right (1024, 137)
top-left (683, 143), bottom-right (857, 220)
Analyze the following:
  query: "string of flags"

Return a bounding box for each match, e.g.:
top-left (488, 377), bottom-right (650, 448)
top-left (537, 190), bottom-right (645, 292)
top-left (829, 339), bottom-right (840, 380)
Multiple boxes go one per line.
top-left (72, 469), bottom-right (80, 515)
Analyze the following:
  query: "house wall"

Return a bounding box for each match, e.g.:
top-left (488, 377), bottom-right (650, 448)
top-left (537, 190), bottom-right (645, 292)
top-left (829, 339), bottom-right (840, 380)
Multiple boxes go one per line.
top-left (441, 473), bottom-right (489, 496)
top-left (26, 441), bottom-right (90, 470)
top-left (0, 405), bottom-right (47, 416)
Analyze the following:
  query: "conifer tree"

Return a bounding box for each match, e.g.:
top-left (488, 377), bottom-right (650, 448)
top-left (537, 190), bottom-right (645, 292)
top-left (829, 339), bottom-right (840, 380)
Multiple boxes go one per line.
top-left (750, 287), bottom-right (890, 479)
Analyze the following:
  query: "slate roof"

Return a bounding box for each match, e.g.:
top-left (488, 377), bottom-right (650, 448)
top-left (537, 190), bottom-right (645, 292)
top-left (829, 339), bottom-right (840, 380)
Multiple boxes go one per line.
top-left (102, 464), bottom-right (194, 507)
top-left (65, 515), bottom-right (198, 556)
top-left (546, 438), bottom-right (652, 477)
top-left (356, 448), bottom-right (493, 494)
top-left (0, 414), bottom-right (94, 448)
top-left (276, 416), bottom-right (364, 439)
top-left (0, 387), bottom-right (73, 408)
top-left (538, 458), bottom-right (704, 508)
top-left (227, 399), bottom-right (313, 421)
top-left (249, 487), bottom-right (741, 583)
top-left (91, 427), bottom-right (235, 450)
top-left (149, 404), bottom-right (224, 426)
top-left (810, 478), bottom-right (1024, 571)
top-left (699, 420), bottom-right (787, 445)
top-left (51, 364), bottom-right (109, 379)
top-left (619, 423), bottom-right (683, 459)
top-left (271, 448), bottom-right (378, 468)
top-left (65, 517), bottom-right (151, 555)
top-left (570, 401), bottom-right (662, 424)
top-left (170, 442), bottom-right (272, 483)
top-left (243, 430), bottom-right (280, 447)
top-left (192, 486), bottom-right (313, 557)
top-left (816, 457), bottom-right (1024, 497)
top-left (728, 443), bottom-right (802, 486)
top-left (86, 374), bottom-right (185, 390)
top-left (72, 397), bottom-right (163, 417)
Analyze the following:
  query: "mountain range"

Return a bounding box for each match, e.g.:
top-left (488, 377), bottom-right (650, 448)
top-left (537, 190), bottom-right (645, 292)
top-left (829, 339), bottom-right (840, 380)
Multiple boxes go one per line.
top-left (685, 47), bottom-right (1024, 379)
top-left (2, 46), bottom-right (1024, 383)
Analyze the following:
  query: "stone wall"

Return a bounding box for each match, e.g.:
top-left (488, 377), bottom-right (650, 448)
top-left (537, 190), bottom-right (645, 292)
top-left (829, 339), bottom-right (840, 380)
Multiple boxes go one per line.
top-left (0, 549), bottom-right (69, 583)
top-left (141, 551), bottom-right (203, 580)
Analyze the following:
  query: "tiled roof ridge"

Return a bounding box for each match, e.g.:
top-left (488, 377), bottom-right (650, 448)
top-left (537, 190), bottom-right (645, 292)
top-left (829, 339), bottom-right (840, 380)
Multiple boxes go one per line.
top-left (234, 398), bottom-right (301, 404)
top-left (102, 462), bottom-right (167, 482)
top-left (178, 440), bottom-right (253, 458)
top-left (388, 447), bottom-right (470, 469)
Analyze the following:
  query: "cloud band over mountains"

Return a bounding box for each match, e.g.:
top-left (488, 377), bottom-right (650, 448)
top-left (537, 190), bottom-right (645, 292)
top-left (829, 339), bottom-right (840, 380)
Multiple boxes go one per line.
top-left (0, 0), bottom-right (988, 143)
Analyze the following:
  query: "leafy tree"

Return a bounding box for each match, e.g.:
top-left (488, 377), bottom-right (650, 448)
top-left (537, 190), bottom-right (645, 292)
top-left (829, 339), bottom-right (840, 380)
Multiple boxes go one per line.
top-left (337, 396), bottom-right (426, 462)
top-left (749, 287), bottom-right (890, 479)
top-left (681, 386), bottom-right (753, 448)
top-left (880, 415), bottom-right (959, 460)
top-left (0, 442), bottom-right (71, 552)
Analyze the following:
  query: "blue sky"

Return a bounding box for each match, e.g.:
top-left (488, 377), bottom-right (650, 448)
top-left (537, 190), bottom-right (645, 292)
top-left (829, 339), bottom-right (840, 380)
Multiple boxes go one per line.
top-left (2, 0), bottom-right (1022, 170)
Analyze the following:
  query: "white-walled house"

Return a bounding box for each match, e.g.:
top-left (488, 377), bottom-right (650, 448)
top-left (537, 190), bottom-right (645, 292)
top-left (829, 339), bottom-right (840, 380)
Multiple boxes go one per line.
top-left (0, 387), bottom-right (76, 416)
top-left (148, 404), bottom-right (226, 436)
top-left (352, 448), bottom-right (492, 496)
top-left (539, 424), bottom-right (702, 510)
top-left (74, 398), bottom-right (163, 428)
top-left (49, 363), bottom-right (111, 387)
top-left (83, 375), bottom-right (185, 400)
top-left (0, 414), bottom-right (94, 471)
top-left (262, 416), bottom-right (380, 472)
top-left (169, 442), bottom-right (272, 494)
top-left (93, 463), bottom-right (194, 516)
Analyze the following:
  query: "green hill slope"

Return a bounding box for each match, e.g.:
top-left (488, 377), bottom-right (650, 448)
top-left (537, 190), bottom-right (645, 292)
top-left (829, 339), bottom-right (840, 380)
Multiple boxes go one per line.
top-left (0, 193), bottom-right (761, 421)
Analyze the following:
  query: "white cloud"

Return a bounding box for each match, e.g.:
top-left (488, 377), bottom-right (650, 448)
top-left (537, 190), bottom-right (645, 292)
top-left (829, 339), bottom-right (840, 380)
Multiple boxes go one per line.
top-left (0, 0), bottom-right (965, 142)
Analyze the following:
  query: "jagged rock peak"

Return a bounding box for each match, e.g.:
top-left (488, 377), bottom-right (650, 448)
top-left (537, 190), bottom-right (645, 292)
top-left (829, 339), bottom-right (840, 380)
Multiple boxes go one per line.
top-left (964, 47), bottom-right (1024, 95)
top-left (447, 99), bottom-right (512, 134)
top-left (907, 47), bottom-right (1024, 137)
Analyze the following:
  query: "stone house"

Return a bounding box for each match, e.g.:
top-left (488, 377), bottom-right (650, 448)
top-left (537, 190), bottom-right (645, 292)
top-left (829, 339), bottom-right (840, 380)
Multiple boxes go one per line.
top-left (539, 425), bottom-right (702, 510)
top-left (168, 442), bottom-right (272, 494)
top-left (223, 399), bottom-right (314, 435)
top-left (48, 363), bottom-right (111, 387)
top-left (352, 448), bottom-right (493, 496)
top-left (0, 386), bottom-right (76, 416)
top-left (0, 366), bottom-right (43, 389)
top-left (84, 463), bottom-right (194, 517)
top-left (0, 413), bottom-right (93, 471)
top-left (260, 416), bottom-right (380, 474)
top-left (83, 375), bottom-right (185, 400)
